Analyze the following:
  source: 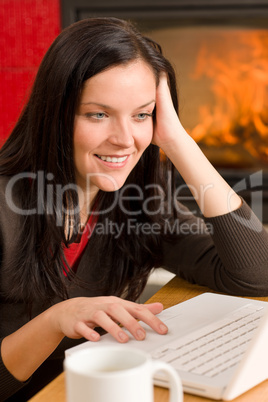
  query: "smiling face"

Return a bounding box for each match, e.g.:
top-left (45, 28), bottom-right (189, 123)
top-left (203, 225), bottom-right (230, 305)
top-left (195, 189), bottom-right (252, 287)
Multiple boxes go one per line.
top-left (73, 60), bottom-right (156, 200)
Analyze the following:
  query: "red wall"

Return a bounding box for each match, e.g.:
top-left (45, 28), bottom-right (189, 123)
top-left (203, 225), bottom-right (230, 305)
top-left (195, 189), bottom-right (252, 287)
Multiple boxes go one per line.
top-left (0, 0), bottom-right (61, 143)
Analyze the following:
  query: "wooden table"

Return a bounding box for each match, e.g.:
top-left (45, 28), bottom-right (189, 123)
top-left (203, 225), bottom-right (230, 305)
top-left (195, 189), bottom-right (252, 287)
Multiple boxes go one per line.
top-left (29, 277), bottom-right (268, 402)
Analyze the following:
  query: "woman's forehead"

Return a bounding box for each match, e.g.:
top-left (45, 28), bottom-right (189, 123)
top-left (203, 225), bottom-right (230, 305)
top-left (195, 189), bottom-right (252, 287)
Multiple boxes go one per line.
top-left (80, 61), bottom-right (157, 105)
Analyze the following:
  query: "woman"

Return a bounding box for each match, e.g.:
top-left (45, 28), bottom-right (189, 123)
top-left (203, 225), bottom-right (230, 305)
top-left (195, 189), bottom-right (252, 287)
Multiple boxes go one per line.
top-left (0, 17), bottom-right (268, 401)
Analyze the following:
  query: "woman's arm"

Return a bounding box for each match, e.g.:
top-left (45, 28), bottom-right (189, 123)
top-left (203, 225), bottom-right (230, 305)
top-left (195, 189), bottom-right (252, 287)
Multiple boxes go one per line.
top-left (161, 199), bottom-right (268, 296)
top-left (153, 75), bottom-right (242, 218)
top-left (1, 297), bottom-right (167, 383)
top-left (154, 74), bottom-right (268, 296)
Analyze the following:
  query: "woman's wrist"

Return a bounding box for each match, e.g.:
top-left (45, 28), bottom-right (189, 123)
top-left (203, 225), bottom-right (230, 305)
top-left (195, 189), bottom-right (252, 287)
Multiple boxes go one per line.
top-left (1, 308), bottom-right (64, 382)
top-left (158, 128), bottom-right (243, 217)
top-left (159, 127), bottom-right (194, 163)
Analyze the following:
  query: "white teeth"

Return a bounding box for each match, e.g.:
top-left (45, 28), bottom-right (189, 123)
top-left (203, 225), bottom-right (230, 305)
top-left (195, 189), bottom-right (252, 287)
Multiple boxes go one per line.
top-left (98, 155), bottom-right (127, 163)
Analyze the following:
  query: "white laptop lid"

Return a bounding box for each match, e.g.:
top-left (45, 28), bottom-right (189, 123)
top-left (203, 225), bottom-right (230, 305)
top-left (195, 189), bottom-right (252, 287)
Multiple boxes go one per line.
top-left (222, 302), bottom-right (268, 400)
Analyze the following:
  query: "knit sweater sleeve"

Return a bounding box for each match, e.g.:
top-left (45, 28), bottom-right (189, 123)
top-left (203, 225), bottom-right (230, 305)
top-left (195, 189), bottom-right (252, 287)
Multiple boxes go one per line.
top-left (161, 199), bottom-right (268, 296)
top-left (0, 178), bottom-right (31, 400)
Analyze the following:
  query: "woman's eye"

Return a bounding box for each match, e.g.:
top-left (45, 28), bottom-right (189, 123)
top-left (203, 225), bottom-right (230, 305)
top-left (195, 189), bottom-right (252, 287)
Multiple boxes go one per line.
top-left (136, 113), bottom-right (153, 121)
top-left (95, 113), bottom-right (106, 119)
top-left (86, 113), bottom-right (106, 120)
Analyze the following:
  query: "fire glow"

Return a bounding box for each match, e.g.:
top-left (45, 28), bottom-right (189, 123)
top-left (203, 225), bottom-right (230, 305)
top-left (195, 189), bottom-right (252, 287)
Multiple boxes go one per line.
top-left (190, 30), bottom-right (268, 169)
top-left (149, 26), bottom-right (268, 170)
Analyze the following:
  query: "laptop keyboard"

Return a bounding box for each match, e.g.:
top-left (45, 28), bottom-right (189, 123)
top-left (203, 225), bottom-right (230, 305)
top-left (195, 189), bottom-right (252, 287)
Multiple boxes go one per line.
top-left (152, 304), bottom-right (264, 378)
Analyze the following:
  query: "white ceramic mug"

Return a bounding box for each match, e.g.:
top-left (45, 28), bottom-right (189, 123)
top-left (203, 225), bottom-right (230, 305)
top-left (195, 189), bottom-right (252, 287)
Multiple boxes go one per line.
top-left (64, 346), bottom-right (183, 402)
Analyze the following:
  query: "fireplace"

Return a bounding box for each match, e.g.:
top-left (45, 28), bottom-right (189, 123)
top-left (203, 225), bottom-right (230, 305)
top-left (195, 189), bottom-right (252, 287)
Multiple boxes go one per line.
top-left (61, 0), bottom-right (268, 222)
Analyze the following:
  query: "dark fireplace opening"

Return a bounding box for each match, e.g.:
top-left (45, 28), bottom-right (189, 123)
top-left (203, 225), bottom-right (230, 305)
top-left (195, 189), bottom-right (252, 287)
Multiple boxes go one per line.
top-left (61, 0), bottom-right (268, 222)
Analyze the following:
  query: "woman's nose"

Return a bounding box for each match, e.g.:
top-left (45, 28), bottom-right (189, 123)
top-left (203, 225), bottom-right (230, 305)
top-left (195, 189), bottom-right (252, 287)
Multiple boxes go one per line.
top-left (108, 119), bottom-right (135, 148)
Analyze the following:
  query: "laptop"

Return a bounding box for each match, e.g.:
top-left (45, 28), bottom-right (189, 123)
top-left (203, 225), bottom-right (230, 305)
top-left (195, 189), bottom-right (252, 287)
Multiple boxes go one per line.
top-left (65, 293), bottom-right (268, 400)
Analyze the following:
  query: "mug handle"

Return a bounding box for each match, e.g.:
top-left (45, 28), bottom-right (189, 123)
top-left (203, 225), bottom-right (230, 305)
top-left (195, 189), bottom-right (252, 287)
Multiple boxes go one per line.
top-left (151, 360), bottom-right (183, 402)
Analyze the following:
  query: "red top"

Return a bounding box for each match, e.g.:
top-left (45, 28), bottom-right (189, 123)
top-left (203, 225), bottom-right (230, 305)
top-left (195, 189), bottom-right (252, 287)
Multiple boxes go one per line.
top-left (63, 214), bottom-right (96, 274)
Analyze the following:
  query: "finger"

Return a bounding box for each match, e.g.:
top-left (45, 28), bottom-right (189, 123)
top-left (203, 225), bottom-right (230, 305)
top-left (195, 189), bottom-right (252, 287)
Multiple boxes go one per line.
top-left (156, 74), bottom-right (173, 107)
top-left (117, 299), bottom-right (163, 314)
top-left (127, 304), bottom-right (168, 335)
top-left (158, 71), bottom-right (168, 85)
top-left (91, 309), bottom-right (130, 343)
top-left (74, 321), bottom-right (101, 342)
top-left (105, 303), bottom-right (147, 341)
top-left (116, 300), bottom-right (167, 334)
top-left (144, 302), bottom-right (164, 315)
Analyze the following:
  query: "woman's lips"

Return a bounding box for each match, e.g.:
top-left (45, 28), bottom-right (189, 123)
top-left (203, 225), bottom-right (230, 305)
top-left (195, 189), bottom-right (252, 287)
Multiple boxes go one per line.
top-left (94, 154), bottom-right (130, 167)
top-left (96, 154), bottom-right (128, 163)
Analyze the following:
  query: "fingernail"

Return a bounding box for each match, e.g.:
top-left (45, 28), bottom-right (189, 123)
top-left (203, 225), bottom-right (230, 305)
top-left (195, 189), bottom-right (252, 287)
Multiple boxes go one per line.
top-left (159, 324), bottom-right (168, 333)
top-left (118, 331), bottom-right (128, 342)
top-left (136, 329), bottom-right (146, 340)
top-left (90, 332), bottom-right (99, 341)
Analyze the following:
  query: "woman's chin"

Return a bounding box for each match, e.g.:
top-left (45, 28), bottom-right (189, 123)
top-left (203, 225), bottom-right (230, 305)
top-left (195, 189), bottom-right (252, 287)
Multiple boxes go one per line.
top-left (96, 179), bottom-right (123, 193)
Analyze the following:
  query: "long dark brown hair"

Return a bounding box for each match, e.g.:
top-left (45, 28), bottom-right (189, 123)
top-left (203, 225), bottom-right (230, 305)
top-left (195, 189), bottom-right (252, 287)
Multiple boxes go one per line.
top-left (0, 17), bottom-right (179, 306)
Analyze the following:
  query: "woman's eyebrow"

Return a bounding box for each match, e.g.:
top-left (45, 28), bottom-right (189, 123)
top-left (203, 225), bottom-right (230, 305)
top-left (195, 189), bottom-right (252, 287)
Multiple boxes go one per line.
top-left (80, 100), bottom-right (156, 109)
top-left (80, 102), bottom-right (111, 108)
top-left (137, 100), bottom-right (156, 109)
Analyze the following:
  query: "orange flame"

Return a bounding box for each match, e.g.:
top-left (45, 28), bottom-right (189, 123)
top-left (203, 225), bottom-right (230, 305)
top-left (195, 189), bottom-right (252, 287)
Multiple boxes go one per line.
top-left (189, 31), bottom-right (268, 168)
